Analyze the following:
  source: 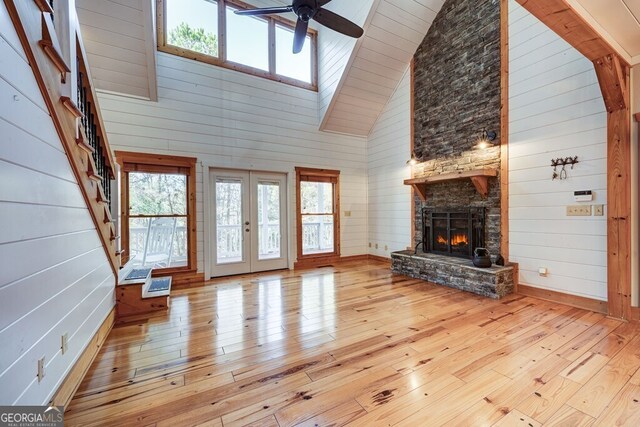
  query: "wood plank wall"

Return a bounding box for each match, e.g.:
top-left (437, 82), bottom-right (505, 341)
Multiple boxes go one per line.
top-left (76, 0), bottom-right (153, 99)
top-left (367, 69), bottom-right (412, 258)
top-left (0, 1), bottom-right (115, 405)
top-left (508, 0), bottom-right (608, 302)
top-left (98, 52), bottom-right (369, 274)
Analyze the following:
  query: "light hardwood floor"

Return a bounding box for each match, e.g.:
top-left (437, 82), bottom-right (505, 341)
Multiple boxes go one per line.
top-left (66, 260), bottom-right (640, 426)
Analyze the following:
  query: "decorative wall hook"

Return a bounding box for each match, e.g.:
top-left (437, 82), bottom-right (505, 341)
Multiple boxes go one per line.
top-left (550, 156), bottom-right (579, 180)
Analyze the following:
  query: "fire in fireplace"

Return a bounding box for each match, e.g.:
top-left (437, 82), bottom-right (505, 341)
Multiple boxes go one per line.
top-left (422, 208), bottom-right (485, 258)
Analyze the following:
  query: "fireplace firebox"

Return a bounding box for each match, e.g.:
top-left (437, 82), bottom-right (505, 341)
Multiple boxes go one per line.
top-left (421, 207), bottom-right (485, 258)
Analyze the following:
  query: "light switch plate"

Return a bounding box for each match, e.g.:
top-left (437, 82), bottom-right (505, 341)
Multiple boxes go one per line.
top-left (567, 205), bottom-right (591, 216)
top-left (594, 205), bottom-right (604, 216)
top-left (344, 211), bottom-right (351, 217)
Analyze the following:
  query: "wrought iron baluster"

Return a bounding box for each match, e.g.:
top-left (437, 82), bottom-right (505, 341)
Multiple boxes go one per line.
top-left (77, 60), bottom-right (112, 211)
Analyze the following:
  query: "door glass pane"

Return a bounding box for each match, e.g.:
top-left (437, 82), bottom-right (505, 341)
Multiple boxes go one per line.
top-left (129, 217), bottom-right (188, 268)
top-left (166, 0), bottom-right (218, 57)
top-left (302, 215), bottom-right (334, 255)
top-left (257, 182), bottom-right (280, 260)
top-left (226, 6), bottom-right (269, 70)
top-left (276, 25), bottom-right (312, 83)
top-left (300, 181), bottom-right (333, 214)
top-left (216, 180), bottom-right (243, 264)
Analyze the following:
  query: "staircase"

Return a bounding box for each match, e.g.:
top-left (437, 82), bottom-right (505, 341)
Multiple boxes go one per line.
top-left (116, 267), bottom-right (172, 318)
top-left (6, 0), bottom-right (120, 276)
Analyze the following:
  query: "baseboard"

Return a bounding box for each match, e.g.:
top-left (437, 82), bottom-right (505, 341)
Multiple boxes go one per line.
top-left (368, 254), bottom-right (392, 265)
top-left (294, 255), bottom-right (342, 269)
top-left (293, 254), bottom-right (391, 269)
top-left (340, 255), bottom-right (370, 262)
top-left (51, 307), bottom-right (115, 409)
top-left (518, 284), bottom-right (608, 314)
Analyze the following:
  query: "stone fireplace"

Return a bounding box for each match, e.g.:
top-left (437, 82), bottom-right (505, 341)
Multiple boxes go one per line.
top-left (390, 0), bottom-right (515, 299)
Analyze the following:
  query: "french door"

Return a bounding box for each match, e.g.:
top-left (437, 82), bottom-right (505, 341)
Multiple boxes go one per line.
top-left (211, 169), bottom-right (288, 277)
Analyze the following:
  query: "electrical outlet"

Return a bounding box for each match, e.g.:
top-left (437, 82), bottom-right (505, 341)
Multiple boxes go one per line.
top-left (344, 211), bottom-right (351, 217)
top-left (384, 245), bottom-right (388, 251)
top-left (594, 205), bottom-right (604, 216)
top-left (566, 205), bottom-right (592, 216)
top-left (61, 333), bottom-right (68, 354)
top-left (375, 243), bottom-right (378, 249)
top-left (539, 267), bottom-right (548, 277)
top-left (37, 356), bottom-right (45, 382)
top-left (368, 242), bottom-right (372, 248)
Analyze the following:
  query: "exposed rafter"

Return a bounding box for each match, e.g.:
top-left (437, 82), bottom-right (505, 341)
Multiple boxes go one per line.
top-left (516, 0), bottom-right (629, 65)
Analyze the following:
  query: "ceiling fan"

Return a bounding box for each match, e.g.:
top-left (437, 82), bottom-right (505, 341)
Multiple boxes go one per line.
top-left (234, 0), bottom-right (364, 54)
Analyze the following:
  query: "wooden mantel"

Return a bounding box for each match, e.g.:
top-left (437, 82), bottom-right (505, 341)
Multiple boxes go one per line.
top-left (404, 169), bottom-right (498, 201)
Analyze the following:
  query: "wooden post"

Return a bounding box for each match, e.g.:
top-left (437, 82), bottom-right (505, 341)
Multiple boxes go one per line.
top-left (410, 58), bottom-right (416, 250)
top-left (500, 0), bottom-right (510, 264)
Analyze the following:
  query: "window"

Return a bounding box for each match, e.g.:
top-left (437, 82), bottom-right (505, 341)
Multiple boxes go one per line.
top-left (158, 0), bottom-right (317, 91)
top-left (117, 152), bottom-right (197, 274)
top-left (296, 167), bottom-right (340, 261)
top-left (165, 0), bottom-right (218, 56)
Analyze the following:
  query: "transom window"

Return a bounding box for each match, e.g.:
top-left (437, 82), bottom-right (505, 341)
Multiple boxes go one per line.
top-left (158, 0), bottom-right (317, 91)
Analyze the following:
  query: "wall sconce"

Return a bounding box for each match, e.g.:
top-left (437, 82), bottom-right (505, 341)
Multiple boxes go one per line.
top-left (477, 129), bottom-right (497, 149)
top-left (406, 152), bottom-right (418, 166)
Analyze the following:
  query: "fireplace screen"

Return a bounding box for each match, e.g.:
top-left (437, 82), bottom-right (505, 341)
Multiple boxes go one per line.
top-left (422, 208), bottom-right (485, 258)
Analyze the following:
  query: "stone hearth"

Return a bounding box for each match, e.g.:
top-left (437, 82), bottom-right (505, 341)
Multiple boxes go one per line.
top-left (391, 251), bottom-right (514, 299)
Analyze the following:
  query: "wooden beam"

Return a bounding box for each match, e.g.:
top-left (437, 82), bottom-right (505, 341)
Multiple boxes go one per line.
top-left (515, 0), bottom-right (628, 65)
top-left (410, 58), bottom-right (416, 248)
top-left (470, 176), bottom-right (490, 198)
top-left (594, 54), bottom-right (627, 113)
top-left (607, 104), bottom-right (632, 320)
top-left (500, 0), bottom-right (510, 264)
top-left (411, 184), bottom-right (428, 202)
top-left (405, 169), bottom-right (498, 201)
top-left (404, 169), bottom-right (498, 185)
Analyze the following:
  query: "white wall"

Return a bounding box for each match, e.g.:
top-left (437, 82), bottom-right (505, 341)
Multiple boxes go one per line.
top-left (318, 0), bottom-right (374, 122)
top-left (98, 52), bottom-right (368, 275)
top-left (0, 2), bottom-right (115, 405)
top-left (77, 0), bottom-right (156, 99)
top-left (367, 68), bottom-right (411, 258)
top-left (508, 0), bottom-right (608, 300)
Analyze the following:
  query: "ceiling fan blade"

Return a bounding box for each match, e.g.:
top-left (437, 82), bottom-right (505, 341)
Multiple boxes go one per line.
top-left (234, 6), bottom-right (293, 16)
top-left (293, 18), bottom-right (309, 54)
top-left (317, 0), bottom-right (333, 6)
top-left (313, 8), bottom-right (364, 38)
